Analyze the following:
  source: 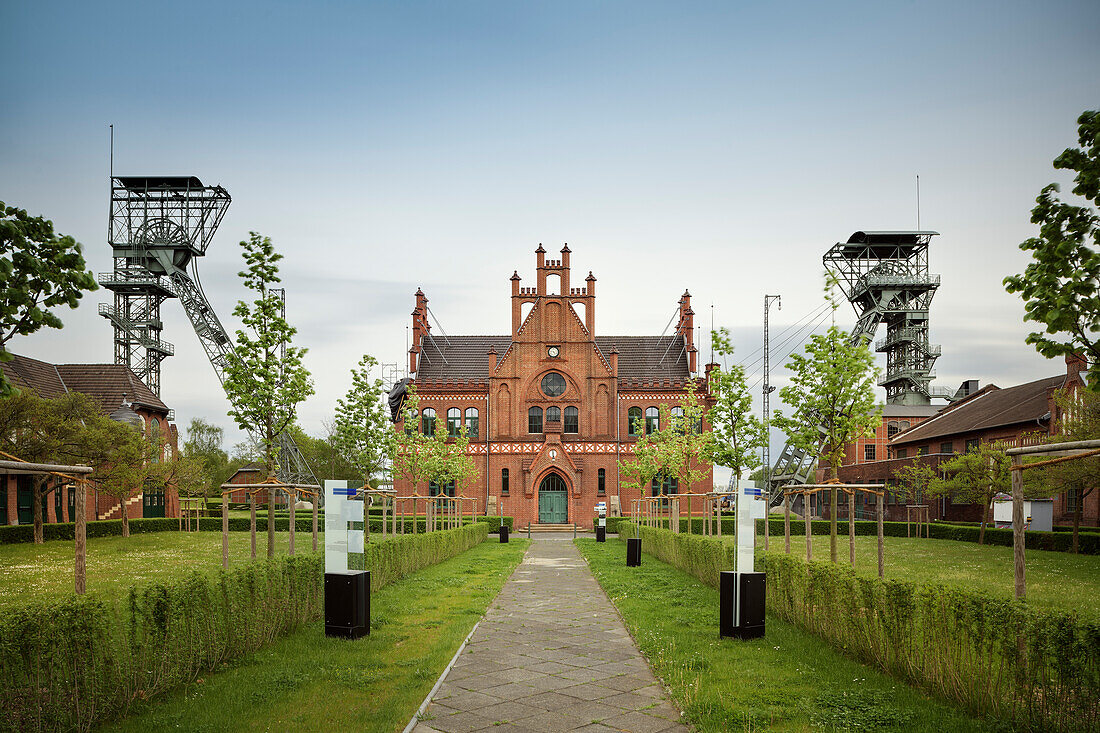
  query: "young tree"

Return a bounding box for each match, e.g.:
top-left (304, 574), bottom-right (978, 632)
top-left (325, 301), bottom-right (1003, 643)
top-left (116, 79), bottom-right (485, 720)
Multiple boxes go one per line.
top-left (1004, 110), bottom-right (1100, 391)
top-left (0, 202), bottom-right (97, 396)
top-left (773, 278), bottom-right (880, 562)
top-left (930, 442), bottom-right (1011, 545)
top-left (618, 425), bottom-right (664, 519)
top-left (388, 388), bottom-right (437, 496)
top-left (1032, 389), bottom-right (1100, 552)
top-left (894, 459), bottom-right (938, 504)
top-left (89, 423), bottom-right (157, 539)
top-left (707, 329), bottom-right (767, 486)
top-left (182, 417), bottom-right (230, 510)
top-left (0, 390), bottom-right (102, 543)
top-left (333, 354), bottom-right (390, 487)
top-left (222, 232), bottom-right (315, 557)
top-left (154, 448), bottom-right (207, 531)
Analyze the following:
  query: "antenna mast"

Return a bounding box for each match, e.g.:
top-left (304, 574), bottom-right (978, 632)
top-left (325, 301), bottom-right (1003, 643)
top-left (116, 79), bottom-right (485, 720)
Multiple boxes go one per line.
top-left (762, 295), bottom-right (781, 492)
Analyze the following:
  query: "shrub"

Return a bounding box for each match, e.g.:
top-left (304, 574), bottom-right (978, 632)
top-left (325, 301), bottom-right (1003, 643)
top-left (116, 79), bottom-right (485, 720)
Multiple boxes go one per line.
top-left (0, 524), bottom-right (487, 731)
top-left (616, 522), bottom-right (1100, 732)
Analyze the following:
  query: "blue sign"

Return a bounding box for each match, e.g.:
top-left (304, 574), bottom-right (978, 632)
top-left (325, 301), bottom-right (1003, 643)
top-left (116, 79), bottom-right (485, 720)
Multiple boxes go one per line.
top-left (744, 488), bottom-right (762, 496)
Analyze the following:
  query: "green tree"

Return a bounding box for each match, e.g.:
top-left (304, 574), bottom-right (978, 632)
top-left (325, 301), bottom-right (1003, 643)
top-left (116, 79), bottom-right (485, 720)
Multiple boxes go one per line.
top-left (773, 278), bottom-right (880, 562)
top-left (333, 354), bottom-right (390, 487)
top-left (618, 426), bottom-right (664, 516)
top-left (154, 446), bottom-right (207, 531)
top-left (931, 442), bottom-right (1011, 545)
top-left (0, 390), bottom-right (104, 543)
top-left (894, 459), bottom-right (938, 504)
top-left (89, 423), bottom-right (158, 539)
top-left (222, 232), bottom-right (315, 557)
top-left (0, 202), bottom-right (97, 396)
top-left (182, 418), bottom-right (230, 507)
top-left (1004, 110), bottom-right (1100, 390)
top-left (1031, 389), bottom-right (1100, 552)
top-left (707, 328), bottom-right (766, 485)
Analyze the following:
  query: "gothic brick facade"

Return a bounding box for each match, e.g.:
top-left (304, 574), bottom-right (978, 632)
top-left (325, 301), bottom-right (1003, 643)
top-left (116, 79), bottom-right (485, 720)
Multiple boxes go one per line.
top-left (395, 245), bottom-right (713, 529)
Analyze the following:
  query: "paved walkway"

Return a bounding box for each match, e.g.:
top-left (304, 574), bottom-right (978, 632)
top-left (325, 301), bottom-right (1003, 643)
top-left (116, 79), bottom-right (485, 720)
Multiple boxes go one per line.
top-left (413, 535), bottom-right (688, 733)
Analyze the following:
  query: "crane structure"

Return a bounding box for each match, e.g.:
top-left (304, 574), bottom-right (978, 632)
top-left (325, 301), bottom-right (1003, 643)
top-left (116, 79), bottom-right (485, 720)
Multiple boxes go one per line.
top-left (100, 176), bottom-right (317, 485)
top-left (767, 230), bottom-right (961, 496)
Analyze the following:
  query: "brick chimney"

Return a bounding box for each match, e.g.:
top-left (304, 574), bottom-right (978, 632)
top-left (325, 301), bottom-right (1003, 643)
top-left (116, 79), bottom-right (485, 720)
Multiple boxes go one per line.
top-left (585, 271), bottom-right (596, 335)
top-left (488, 346), bottom-right (498, 375)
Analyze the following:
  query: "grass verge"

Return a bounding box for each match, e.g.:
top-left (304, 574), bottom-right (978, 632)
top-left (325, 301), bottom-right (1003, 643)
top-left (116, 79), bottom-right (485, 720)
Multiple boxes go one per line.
top-left (754, 533), bottom-right (1100, 620)
top-left (577, 538), bottom-right (990, 732)
top-left (100, 538), bottom-right (529, 733)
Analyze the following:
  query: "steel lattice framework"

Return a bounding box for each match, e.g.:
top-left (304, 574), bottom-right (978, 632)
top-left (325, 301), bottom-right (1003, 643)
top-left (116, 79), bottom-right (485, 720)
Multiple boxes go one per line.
top-left (823, 230), bottom-right (942, 405)
top-left (101, 176), bottom-right (317, 485)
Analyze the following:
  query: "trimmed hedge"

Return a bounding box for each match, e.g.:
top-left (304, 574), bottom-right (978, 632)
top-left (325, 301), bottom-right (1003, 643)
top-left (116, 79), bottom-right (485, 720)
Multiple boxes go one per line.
top-left (0, 515), bottom-right (513, 544)
top-left (0, 523), bottom-right (487, 732)
top-left (609, 516), bottom-right (1100, 555)
top-left (616, 522), bottom-right (1099, 732)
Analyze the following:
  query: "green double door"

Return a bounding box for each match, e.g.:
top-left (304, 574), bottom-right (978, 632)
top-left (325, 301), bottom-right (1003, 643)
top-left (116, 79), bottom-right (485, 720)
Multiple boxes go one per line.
top-left (538, 473), bottom-right (568, 523)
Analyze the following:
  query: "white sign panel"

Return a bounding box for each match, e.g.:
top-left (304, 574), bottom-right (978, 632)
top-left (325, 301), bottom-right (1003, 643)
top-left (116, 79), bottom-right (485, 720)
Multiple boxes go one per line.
top-left (325, 480), bottom-right (364, 573)
top-left (736, 490), bottom-right (755, 573)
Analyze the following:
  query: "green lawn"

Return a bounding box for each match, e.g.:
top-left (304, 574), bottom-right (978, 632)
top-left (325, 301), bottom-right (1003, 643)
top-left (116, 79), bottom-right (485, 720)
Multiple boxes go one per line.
top-left (754, 532), bottom-right (1100, 619)
top-left (0, 530), bottom-right (323, 609)
top-left (577, 538), bottom-right (989, 732)
top-left (102, 539), bottom-right (530, 733)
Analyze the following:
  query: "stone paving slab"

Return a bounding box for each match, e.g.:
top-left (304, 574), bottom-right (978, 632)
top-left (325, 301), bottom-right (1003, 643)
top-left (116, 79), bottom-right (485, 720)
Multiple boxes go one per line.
top-left (413, 538), bottom-right (688, 733)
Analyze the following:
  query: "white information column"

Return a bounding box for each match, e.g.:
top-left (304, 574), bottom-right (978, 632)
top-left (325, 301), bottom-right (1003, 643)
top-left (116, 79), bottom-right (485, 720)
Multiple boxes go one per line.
top-left (325, 480), bottom-right (364, 573)
top-left (736, 486), bottom-right (759, 573)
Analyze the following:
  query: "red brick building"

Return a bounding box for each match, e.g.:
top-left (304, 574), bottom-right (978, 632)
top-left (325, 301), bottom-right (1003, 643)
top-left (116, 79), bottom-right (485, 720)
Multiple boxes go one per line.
top-left (395, 245), bottom-right (712, 529)
top-left (837, 355), bottom-right (1094, 525)
top-left (0, 353), bottom-right (181, 525)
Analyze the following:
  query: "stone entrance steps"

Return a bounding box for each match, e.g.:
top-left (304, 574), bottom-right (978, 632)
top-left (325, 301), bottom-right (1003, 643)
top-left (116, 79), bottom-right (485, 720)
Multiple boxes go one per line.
top-left (525, 522), bottom-right (590, 533)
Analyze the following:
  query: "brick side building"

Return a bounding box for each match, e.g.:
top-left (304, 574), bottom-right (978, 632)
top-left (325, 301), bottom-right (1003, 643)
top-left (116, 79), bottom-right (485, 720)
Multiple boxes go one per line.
top-left (0, 353), bottom-right (181, 525)
top-left (395, 245), bottom-right (712, 529)
top-left (837, 355), bottom-right (1093, 525)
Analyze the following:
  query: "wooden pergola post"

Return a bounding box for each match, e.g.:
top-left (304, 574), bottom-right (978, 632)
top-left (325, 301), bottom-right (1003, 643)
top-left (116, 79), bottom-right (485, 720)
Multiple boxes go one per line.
top-left (249, 493), bottom-right (257, 559)
top-left (804, 492), bottom-right (812, 561)
top-left (876, 491), bottom-right (885, 579)
top-left (312, 498), bottom-right (319, 553)
top-left (784, 491), bottom-right (791, 554)
top-left (848, 490), bottom-right (856, 566)
top-left (289, 489), bottom-right (296, 556)
top-left (75, 478), bottom-right (87, 595)
top-left (222, 494), bottom-right (229, 569)
top-left (1011, 454), bottom-right (1025, 600)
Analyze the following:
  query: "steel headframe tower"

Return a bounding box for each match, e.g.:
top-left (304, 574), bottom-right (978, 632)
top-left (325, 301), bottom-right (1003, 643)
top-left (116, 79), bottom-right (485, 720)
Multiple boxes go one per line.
top-left (101, 177), bottom-right (231, 397)
top-left (823, 230), bottom-right (942, 405)
top-left (101, 176), bottom-right (317, 485)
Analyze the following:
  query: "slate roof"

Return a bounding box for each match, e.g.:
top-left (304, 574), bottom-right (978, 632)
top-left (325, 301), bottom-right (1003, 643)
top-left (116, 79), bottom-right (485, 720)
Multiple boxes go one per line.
top-left (415, 334), bottom-right (690, 382)
top-left (1, 353), bottom-right (170, 415)
top-left (890, 374), bottom-right (1064, 446)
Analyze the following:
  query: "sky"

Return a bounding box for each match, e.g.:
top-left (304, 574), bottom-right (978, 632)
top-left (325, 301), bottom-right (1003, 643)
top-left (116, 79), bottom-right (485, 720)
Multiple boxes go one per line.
top-left (2, 0), bottom-right (1098, 455)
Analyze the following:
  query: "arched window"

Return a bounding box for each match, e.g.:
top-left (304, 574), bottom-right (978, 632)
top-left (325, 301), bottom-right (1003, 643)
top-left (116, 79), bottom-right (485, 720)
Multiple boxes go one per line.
top-left (465, 408), bottom-right (479, 439)
top-left (528, 407), bottom-right (543, 434)
top-left (597, 468), bottom-right (606, 495)
top-left (564, 406), bottom-right (578, 433)
top-left (546, 406), bottom-right (561, 423)
top-left (645, 407), bottom-right (659, 435)
top-left (671, 406), bottom-right (685, 434)
top-left (628, 407), bottom-right (642, 437)
top-left (501, 468), bottom-right (509, 495)
top-left (651, 474), bottom-right (678, 497)
top-left (422, 408), bottom-right (436, 436)
top-left (150, 418), bottom-right (161, 462)
top-left (447, 407), bottom-right (461, 437)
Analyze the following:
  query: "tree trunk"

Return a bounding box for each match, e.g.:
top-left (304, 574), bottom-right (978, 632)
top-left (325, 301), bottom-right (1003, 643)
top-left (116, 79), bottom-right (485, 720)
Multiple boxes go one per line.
top-left (830, 488), bottom-right (838, 563)
top-left (121, 507), bottom-right (130, 538)
top-left (267, 487), bottom-right (275, 557)
top-left (250, 494), bottom-right (257, 558)
top-left (75, 481), bottom-right (86, 594)
top-left (848, 491), bottom-right (856, 566)
top-left (33, 478), bottom-right (47, 544)
top-left (1073, 499), bottom-right (1081, 554)
top-left (783, 492), bottom-right (790, 554)
top-left (979, 498), bottom-right (990, 545)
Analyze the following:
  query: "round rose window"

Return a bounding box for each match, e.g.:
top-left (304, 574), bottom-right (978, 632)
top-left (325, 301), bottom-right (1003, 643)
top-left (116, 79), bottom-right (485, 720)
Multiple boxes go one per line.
top-left (541, 372), bottom-right (566, 397)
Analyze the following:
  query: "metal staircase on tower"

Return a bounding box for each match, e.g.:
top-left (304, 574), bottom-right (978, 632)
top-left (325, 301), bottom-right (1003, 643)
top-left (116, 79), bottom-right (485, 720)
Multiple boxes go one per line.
top-left (765, 231), bottom-right (967, 503)
top-left (100, 176), bottom-right (317, 485)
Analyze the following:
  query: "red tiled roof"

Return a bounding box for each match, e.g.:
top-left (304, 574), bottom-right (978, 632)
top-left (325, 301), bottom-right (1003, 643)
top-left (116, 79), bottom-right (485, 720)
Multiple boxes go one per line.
top-left (1, 353), bottom-right (169, 415)
top-left (891, 374), bottom-right (1064, 446)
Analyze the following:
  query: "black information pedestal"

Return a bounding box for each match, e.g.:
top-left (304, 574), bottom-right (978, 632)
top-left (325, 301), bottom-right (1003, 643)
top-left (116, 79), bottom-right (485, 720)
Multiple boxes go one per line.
top-left (500, 524), bottom-right (510, 543)
top-left (596, 525), bottom-right (606, 542)
top-left (626, 537), bottom-right (641, 566)
top-left (719, 571), bottom-right (765, 639)
top-left (325, 570), bottom-right (370, 639)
